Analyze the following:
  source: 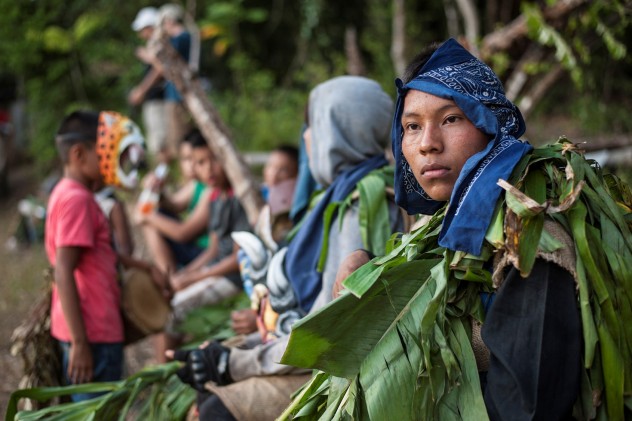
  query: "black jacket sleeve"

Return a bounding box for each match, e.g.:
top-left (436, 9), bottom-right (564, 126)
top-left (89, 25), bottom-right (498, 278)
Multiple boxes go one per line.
top-left (481, 259), bottom-right (581, 421)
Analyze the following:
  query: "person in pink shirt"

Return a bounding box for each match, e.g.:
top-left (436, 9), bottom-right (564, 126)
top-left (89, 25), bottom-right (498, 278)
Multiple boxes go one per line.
top-left (46, 110), bottom-right (166, 401)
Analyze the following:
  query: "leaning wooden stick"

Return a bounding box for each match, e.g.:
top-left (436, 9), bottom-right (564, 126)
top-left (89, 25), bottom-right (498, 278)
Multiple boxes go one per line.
top-left (148, 28), bottom-right (265, 224)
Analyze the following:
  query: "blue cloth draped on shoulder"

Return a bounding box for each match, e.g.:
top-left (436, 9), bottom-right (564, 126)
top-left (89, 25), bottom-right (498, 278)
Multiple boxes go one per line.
top-left (284, 155), bottom-right (388, 312)
top-left (391, 38), bottom-right (533, 256)
top-left (290, 124), bottom-right (319, 224)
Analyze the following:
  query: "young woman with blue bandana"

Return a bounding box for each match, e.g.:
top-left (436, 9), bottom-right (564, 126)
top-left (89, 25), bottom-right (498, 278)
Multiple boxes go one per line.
top-left (279, 39), bottom-right (632, 420)
top-left (392, 39), bottom-right (580, 419)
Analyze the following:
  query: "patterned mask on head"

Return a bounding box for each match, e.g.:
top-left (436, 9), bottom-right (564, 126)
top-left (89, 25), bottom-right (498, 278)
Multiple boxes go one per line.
top-left (97, 111), bottom-right (145, 189)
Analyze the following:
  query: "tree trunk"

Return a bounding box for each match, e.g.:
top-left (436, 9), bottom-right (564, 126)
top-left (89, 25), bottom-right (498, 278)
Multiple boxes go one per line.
top-left (443, 0), bottom-right (461, 39)
top-left (575, 135), bottom-right (632, 152)
top-left (390, 0), bottom-right (406, 77)
top-left (481, 0), bottom-right (588, 59)
top-left (485, 0), bottom-right (499, 33)
top-left (149, 32), bottom-right (264, 224)
top-left (453, 0), bottom-right (480, 56)
top-left (345, 26), bottom-right (366, 76)
top-left (504, 44), bottom-right (544, 101)
top-left (517, 64), bottom-right (564, 119)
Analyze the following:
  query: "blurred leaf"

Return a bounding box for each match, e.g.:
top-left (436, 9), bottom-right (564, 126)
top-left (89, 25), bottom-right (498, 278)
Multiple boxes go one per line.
top-left (73, 12), bottom-right (105, 42)
top-left (200, 23), bottom-right (223, 39)
top-left (42, 26), bottom-right (73, 52)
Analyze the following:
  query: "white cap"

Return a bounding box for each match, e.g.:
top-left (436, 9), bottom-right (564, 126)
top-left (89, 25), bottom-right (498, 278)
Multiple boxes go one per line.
top-left (131, 7), bottom-right (159, 31)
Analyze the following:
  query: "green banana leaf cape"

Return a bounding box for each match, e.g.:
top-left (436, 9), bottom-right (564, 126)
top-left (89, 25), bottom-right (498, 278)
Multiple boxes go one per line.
top-left (279, 138), bottom-right (632, 421)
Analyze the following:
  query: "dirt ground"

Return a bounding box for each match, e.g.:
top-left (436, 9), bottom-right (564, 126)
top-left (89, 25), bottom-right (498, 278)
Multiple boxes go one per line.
top-left (0, 165), bottom-right (156, 415)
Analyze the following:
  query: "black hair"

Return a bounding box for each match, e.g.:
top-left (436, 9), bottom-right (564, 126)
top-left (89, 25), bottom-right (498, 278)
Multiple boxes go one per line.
top-left (401, 42), bottom-right (442, 84)
top-left (183, 128), bottom-right (209, 149)
top-left (55, 110), bottom-right (99, 164)
top-left (272, 144), bottom-right (299, 165)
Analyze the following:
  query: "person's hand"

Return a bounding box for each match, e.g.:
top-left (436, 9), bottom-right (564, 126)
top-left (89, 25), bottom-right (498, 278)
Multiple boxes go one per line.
top-left (332, 250), bottom-right (372, 298)
top-left (141, 173), bottom-right (163, 192)
top-left (68, 340), bottom-right (93, 384)
top-left (135, 46), bottom-right (154, 64)
top-left (170, 271), bottom-right (193, 292)
top-left (133, 207), bottom-right (150, 225)
top-left (128, 87), bottom-right (144, 106)
top-left (168, 342), bottom-right (232, 390)
top-left (231, 309), bottom-right (257, 335)
top-left (148, 265), bottom-right (173, 301)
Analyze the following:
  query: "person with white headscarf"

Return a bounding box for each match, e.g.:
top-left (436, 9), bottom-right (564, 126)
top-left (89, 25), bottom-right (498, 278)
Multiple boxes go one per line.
top-left (170, 76), bottom-right (406, 420)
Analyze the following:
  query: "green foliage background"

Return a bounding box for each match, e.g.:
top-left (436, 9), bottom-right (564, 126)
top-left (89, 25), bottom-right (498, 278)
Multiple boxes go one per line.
top-left (0, 0), bottom-right (631, 171)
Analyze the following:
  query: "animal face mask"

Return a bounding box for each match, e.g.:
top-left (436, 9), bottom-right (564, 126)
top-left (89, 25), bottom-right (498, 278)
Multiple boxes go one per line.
top-left (97, 111), bottom-right (145, 188)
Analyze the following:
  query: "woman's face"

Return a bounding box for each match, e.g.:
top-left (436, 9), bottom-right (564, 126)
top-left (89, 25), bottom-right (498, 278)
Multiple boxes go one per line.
top-left (401, 90), bottom-right (490, 202)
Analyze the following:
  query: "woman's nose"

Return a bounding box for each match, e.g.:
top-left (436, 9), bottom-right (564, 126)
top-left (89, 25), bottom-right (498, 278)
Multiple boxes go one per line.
top-left (418, 125), bottom-right (442, 154)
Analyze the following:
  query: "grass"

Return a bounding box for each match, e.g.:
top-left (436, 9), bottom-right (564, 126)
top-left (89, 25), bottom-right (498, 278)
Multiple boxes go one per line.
top-left (0, 165), bottom-right (50, 413)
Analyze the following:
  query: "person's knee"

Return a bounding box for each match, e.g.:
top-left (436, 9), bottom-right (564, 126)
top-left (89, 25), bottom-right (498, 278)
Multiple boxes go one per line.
top-left (198, 393), bottom-right (236, 421)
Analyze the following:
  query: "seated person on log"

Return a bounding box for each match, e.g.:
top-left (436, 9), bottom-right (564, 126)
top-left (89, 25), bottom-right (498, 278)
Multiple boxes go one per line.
top-left (230, 144), bottom-right (300, 336)
top-left (155, 142), bottom-right (252, 362)
top-left (169, 75), bottom-right (408, 421)
top-left (136, 129), bottom-right (211, 274)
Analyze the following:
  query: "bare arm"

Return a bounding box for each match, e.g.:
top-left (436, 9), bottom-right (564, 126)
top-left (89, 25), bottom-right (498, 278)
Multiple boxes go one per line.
top-left (109, 200), bottom-right (134, 257)
top-left (55, 246), bottom-right (93, 384)
top-left (171, 240), bottom-right (240, 291)
top-left (118, 254), bottom-right (171, 299)
top-left (200, 243), bottom-right (240, 278)
top-left (159, 180), bottom-right (198, 214)
top-left (142, 189), bottom-right (209, 242)
top-left (128, 67), bottom-right (163, 106)
top-left (332, 249), bottom-right (372, 298)
top-left (181, 231), bottom-right (219, 273)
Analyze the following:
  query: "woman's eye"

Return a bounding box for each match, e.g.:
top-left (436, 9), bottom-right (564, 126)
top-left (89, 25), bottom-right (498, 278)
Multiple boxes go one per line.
top-left (444, 115), bottom-right (459, 124)
top-left (405, 123), bottom-right (420, 132)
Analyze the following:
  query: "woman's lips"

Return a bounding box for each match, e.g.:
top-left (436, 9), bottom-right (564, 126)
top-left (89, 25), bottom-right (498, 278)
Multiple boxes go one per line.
top-left (421, 164), bottom-right (449, 179)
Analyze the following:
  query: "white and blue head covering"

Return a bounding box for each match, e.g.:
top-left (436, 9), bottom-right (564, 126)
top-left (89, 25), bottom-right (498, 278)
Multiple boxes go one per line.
top-left (392, 38), bottom-right (533, 256)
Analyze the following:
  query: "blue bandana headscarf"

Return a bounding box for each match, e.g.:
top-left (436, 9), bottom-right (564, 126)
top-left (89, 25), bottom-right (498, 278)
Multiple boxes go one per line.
top-left (392, 38), bottom-right (533, 256)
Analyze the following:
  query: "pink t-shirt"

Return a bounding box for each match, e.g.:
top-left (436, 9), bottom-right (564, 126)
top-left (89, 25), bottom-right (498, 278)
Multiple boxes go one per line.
top-left (45, 178), bottom-right (123, 343)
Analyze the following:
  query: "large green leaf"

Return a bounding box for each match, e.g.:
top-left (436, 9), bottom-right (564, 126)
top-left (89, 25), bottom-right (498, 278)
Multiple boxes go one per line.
top-left (357, 172), bottom-right (389, 256)
top-left (358, 272), bottom-right (487, 421)
top-left (281, 138), bottom-right (632, 420)
top-left (6, 363), bottom-right (195, 421)
top-left (281, 259), bottom-right (440, 378)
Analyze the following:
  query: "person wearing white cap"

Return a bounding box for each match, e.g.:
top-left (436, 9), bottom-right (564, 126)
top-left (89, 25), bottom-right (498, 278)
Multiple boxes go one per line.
top-left (128, 7), bottom-right (168, 162)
